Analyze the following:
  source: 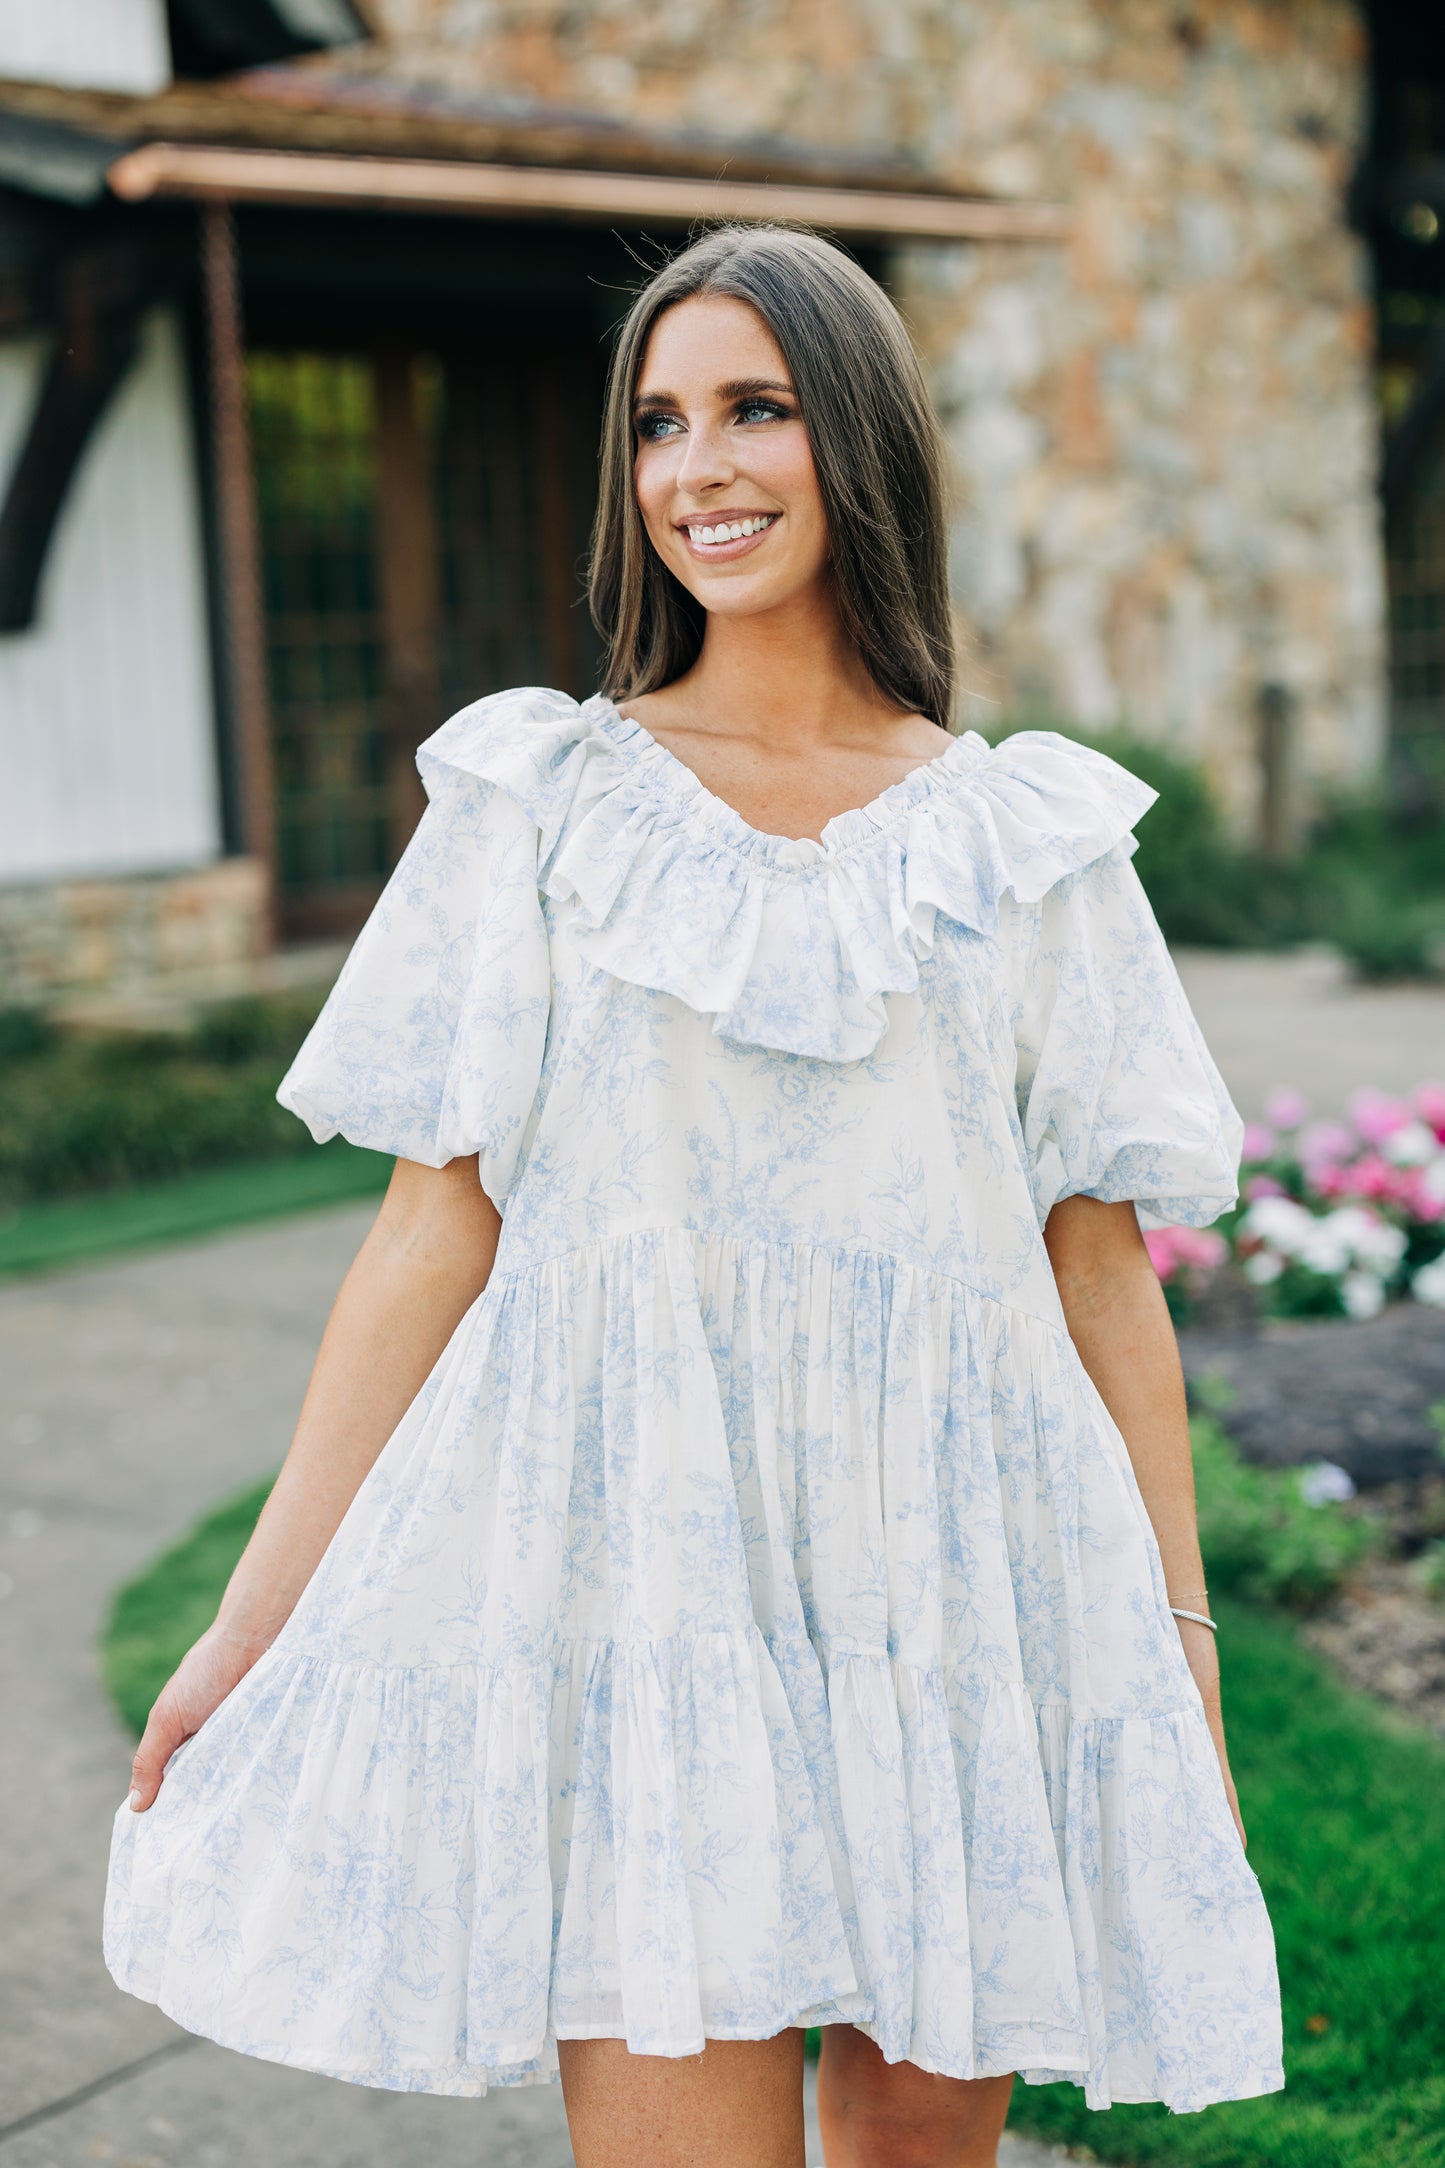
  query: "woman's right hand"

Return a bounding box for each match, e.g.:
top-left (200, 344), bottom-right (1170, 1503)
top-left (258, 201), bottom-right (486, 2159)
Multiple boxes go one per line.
top-left (126, 1163), bottom-right (502, 1816)
top-left (127, 1626), bottom-right (270, 1812)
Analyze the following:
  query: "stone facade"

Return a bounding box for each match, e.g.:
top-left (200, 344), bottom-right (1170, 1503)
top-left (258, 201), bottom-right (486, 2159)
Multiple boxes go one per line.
top-left (364, 0), bottom-right (1385, 829)
top-left (0, 858), bottom-right (269, 1016)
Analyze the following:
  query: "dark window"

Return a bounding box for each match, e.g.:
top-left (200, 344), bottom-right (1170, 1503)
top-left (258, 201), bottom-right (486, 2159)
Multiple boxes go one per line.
top-left (249, 341), bottom-right (602, 939)
top-left (1360, 4), bottom-right (1445, 797)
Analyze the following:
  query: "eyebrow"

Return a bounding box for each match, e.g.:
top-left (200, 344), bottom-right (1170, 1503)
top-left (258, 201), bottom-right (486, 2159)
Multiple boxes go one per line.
top-left (632, 376), bottom-right (795, 410)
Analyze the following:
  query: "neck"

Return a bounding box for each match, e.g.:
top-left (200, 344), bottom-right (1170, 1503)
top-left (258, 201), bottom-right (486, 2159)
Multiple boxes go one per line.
top-left (679, 583), bottom-right (891, 745)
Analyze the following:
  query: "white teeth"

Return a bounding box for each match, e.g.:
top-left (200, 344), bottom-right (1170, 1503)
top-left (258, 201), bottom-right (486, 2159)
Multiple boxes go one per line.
top-left (687, 515), bottom-right (773, 545)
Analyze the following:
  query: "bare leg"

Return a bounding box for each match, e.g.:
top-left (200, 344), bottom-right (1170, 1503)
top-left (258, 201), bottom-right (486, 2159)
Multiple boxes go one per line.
top-left (816, 2026), bottom-right (1015, 2168)
top-left (559, 2031), bottom-right (806, 2168)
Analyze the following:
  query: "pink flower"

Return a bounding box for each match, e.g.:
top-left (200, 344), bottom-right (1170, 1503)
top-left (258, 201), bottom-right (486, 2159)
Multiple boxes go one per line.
top-left (1399, 1167), bottom-right (1445, 1224)
top-left (1299, 1120), bottom-right (1355, 1167)
top-left (1265, 1087), bottom-right (1310, 1131)
top-left (1341, 1153), bottom-right (1396, 1201)
top-left (1348, 1088), bottom-right (1411, 1146)
top-left (1245, 1173), bottom-right (1288, 1200)
top-left (1412, 1082), bottom-right (1445, 1140)
top-left (1144, 1225), bottom-right (1226, 1283)
top-left (1241, 1122), bottom-right (1277, 1164)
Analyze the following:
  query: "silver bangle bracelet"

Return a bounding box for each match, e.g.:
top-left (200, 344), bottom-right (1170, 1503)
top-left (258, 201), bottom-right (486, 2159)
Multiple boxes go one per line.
top-left (1170, 1606), bottom-right (1218, 1633)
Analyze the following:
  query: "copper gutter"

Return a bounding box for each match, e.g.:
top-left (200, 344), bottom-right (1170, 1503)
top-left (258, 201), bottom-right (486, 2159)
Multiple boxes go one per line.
top-left (108, 141), bottom-right (1072, 241)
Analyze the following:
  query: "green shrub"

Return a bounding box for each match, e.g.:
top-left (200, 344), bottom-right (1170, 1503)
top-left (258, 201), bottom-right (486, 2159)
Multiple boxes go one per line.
top-left (1414, 1542), bottom-right (1445, 1606)
top-left (0, 993), bottom-right (325, 1206)
top-left (191, 994), bottom-right (324, 1068)
top-left (991, 719), bottom-right (1445, 972)
top-left (1192, 1415), bottom-right (1375, 1610)
top-left (0, 1006), bottom-right (57, 1062)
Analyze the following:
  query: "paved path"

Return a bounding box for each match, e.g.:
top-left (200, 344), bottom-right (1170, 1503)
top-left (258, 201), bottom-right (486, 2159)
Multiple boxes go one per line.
top-left (1173, 946), bottom-right (1443, 1116)
top-left (0, 1211), bottom-right (1076, 2168)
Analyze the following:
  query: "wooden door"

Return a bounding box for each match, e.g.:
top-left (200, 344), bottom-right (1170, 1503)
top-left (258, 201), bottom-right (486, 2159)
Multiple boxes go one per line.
top-left (249, 338), bottom-right (600, 939)
top-left (1388, 413), bottom-right (1445, 803)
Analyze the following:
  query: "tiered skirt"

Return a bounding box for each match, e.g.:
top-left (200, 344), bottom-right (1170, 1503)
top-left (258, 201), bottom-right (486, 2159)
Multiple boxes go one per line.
top-left (106, 1229), bottom-right (1283, 2112)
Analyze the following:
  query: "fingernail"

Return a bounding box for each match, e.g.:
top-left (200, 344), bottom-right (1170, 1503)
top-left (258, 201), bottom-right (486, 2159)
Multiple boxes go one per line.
top-left (128, 1789), bottom-right (143, 1811)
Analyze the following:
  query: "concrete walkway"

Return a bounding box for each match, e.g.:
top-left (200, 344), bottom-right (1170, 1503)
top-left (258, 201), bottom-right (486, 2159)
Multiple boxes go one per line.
top-left (1173, 946), bottom-right (1443, 1116)
top-left (0, 1211), bottom-right (1078, 2168)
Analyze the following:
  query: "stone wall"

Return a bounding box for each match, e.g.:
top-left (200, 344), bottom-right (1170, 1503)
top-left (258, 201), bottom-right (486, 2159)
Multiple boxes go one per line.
top-left (0, 858), bottom-right (269, 1014)
top-left (364, 0), bottom-right (1386, 828)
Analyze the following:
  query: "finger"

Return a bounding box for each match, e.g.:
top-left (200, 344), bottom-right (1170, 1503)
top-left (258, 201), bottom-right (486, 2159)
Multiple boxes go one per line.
top-left (129, 1703), bottom-right (182, 1811)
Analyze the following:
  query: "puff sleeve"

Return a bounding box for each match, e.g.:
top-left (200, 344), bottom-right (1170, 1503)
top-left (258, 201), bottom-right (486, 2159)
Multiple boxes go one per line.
top-left (1011, 841), bottom-right (1242, 1230)
top-left (276, 766), bottom-right (551, 1209)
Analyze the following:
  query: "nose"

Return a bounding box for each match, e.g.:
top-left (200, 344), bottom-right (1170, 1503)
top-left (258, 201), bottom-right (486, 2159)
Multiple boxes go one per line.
top-left (674, 416), bottom-right (734, 495)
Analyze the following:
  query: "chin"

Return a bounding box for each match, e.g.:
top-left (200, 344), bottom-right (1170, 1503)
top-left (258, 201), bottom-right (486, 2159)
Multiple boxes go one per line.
top-left (688, 581), bottom-right (783, 616)
top-left (673, 563), bottom-right (812, 618)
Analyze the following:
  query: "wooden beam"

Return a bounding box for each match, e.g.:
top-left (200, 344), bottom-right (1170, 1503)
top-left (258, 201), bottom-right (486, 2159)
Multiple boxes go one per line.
top-left (200, 197), bottom-right (278, 942)
top-left (532, 350), bottom-right (582, 696)
top-left (373, 347), bottom-right (439, 856)
top-left (108, 141), bottom-right (1073, 243)
top-left (0, 249), bottom-right (141, 632)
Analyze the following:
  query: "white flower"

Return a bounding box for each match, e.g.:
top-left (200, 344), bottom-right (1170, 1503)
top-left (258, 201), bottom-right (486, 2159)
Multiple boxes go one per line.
top-left (1239, 1197), bottom-right (1404, 1310)
top-left (1421, 1157), bottom-right (1445, 1206)
top-left (1330, 1208), bottom-right (1407, 1273)
top-left (1382, 1120), bottom-right (1439, 1167)
top-left (1300, 1461), bottom-right (1357, 1506)
top-left (1240, 1196), bottom-right (1314, 1253)
top-left (1412, 1254), bottom-right (1445, 1308)
top-left (1341, 1270), bottom-right (1386, 1320)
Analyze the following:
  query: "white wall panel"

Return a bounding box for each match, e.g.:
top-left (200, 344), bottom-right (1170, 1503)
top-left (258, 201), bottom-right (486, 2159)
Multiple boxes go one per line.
top-left (0, 311), bottom-right (223, 883)
top-left (0, 0), bottom-right (170, 94)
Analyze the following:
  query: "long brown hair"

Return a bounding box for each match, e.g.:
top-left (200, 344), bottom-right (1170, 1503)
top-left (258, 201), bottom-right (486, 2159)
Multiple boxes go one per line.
top-left (588, 225), bottom-right (955, 730)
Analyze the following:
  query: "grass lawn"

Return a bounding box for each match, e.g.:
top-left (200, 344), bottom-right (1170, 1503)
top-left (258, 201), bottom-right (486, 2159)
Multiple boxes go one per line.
top-left (104, 1505), bottom-right (1445, 2168)
top-left (105, 1475), bottom-right (277, 1737)
top-left (0, 1141), bottom-right (391, 1279)
top-left (1006, 1595), bottom-right (1445, 2168)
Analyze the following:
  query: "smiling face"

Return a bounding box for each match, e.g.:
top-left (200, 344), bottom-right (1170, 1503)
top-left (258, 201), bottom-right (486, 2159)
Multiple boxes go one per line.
top-left (631, 293), bottom-right (831, 622)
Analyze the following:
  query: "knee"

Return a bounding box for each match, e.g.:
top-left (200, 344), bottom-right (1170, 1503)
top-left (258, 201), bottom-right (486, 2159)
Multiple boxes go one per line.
top-left (827, 2102), bottom-right (955, 2168)
top-left (816, 2031), bottom-right (1012, 2168)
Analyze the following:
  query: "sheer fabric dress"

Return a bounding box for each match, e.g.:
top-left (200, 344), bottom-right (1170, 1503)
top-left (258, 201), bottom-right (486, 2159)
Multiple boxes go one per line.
top-left (105, 687), bottom-right (1284, 2114)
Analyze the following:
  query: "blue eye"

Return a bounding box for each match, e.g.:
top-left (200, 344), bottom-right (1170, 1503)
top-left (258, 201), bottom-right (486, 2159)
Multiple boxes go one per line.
top-left (737, 398), bottom-right (786, 424)
top-left (636, 411), bottom-right (682, 440)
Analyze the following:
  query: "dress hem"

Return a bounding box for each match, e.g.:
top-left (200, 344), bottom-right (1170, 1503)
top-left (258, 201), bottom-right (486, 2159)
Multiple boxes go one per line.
top-left (109, 1974), bottom-right (1281, 2113)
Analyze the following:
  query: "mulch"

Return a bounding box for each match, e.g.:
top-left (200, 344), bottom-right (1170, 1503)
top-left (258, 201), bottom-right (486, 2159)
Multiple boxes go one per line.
top-left (1178, 1301), bottom-right (1445, 1487)
top-left (1176, 1297), bottom-right (1445, 1735)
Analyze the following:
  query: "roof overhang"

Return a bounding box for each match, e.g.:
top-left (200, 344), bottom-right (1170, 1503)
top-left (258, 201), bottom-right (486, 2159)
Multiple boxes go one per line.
top-left (105, 139), bottom-right (1073, 241)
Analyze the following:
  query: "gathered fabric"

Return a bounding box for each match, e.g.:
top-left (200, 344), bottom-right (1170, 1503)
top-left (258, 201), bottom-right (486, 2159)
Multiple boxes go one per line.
top-left (105, 689), bottom-right (1281, 2113)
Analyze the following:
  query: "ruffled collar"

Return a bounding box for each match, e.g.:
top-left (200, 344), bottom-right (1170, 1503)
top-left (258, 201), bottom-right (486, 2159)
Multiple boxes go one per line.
top-left (417, 687), bottom-right (1157, 1062)
top-left (589, 697), bottom-right (995, 873)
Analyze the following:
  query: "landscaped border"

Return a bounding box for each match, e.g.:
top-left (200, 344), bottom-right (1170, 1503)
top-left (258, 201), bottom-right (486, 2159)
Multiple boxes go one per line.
top-left (0, 1141), bottom-right (391, 1279)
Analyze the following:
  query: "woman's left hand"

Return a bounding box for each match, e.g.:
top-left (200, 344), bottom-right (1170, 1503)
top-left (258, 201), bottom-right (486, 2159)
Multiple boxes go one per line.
top-left (1176, 1615), bottom-right (1246, 1848)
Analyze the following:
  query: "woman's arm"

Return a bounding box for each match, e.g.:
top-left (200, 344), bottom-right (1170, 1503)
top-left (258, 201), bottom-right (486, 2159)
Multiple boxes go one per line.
top-left (1043, 1192), bottom-right (1245, 1846)
top-left (128, 1154), bottom-right (501, 1811)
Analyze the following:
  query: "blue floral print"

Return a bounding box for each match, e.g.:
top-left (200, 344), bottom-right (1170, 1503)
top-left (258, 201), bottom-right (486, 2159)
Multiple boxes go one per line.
top-left (105, 688), bottom-right (1282, 2113)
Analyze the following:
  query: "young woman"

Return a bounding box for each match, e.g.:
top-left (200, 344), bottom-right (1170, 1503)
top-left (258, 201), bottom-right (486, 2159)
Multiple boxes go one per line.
top-left (106, 226), bottom-right (1282, 2168)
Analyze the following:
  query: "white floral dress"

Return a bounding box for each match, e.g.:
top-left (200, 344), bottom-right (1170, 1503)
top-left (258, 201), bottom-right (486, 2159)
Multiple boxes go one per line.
top-left (105, 687), bottom-right (1284, 2114)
